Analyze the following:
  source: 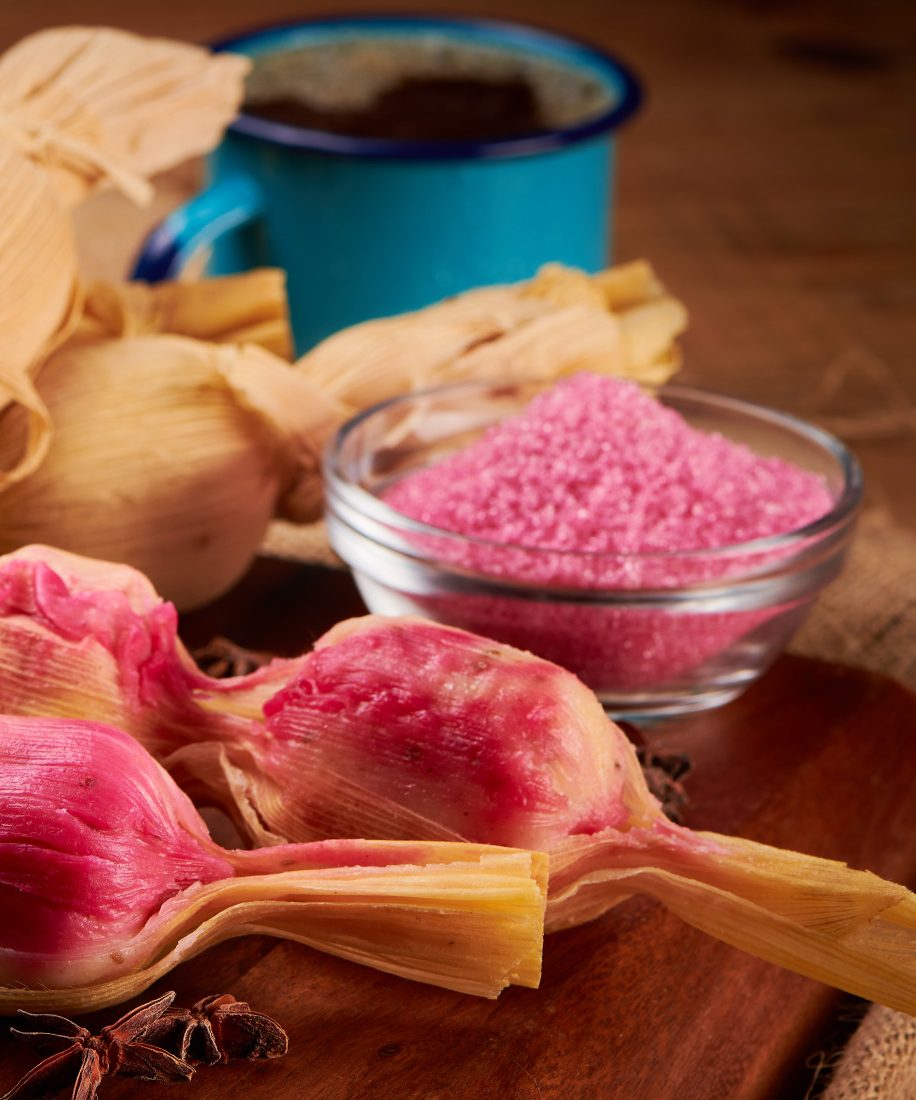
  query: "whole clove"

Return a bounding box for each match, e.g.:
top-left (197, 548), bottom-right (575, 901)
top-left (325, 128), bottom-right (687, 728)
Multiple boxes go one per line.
top-left (2, 993), bottom-right (193, 1100)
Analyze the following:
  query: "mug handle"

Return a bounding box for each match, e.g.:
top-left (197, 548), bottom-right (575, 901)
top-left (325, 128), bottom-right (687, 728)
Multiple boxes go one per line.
top-left (131, 174), bottom-right (263, 282)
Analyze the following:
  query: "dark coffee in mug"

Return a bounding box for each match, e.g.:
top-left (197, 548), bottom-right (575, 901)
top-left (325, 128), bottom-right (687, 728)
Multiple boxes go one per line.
top-left (243, 36), bottom-right (612, 142)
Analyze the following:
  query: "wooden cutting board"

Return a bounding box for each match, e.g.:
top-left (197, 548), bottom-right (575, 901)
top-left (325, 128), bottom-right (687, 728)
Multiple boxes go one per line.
top-left (1, 564), bottom-right (914, 1100)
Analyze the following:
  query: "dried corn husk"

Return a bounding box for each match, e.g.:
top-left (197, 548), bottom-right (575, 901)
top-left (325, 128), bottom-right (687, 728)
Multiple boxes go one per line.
top-left (0, 25), bottom-right (252, 502)
top-left (0, 26), bottom-right (249, 206)
top-left (0, 337), bottom-right (343, 608)
top-left (296, 260), bottom-right (687, 415)
top-left (544, 832), bottom-right (916, 1016)
top-left (78, 270), bottom-right (293, 358)
top-left (0, 139), bottom-right (80, 375)
top-left (0, 146), bottom-right (78, 489)
top-left (266, 260), bottom-right (686, 561)
top-left (0, 268), bottom-right (292, 490)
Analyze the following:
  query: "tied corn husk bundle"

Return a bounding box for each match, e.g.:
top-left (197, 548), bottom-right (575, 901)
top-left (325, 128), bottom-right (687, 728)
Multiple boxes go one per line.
top-left (0, 259), bottom-right (685, 609)
top-left (0, 26), bottom-right (248, 369)
top-left (0, 338), bottom-right (341, 609)
top-left (298, 259), bottom-right (687, 415)
top-left (0, 25), bottom-right (250, 510)
top-left (0, 26), bottom-right (249, 207)
top-left (0, 715), bottom-right (546, 1013)
top-left (1, 546), bottom-right (914, 1017)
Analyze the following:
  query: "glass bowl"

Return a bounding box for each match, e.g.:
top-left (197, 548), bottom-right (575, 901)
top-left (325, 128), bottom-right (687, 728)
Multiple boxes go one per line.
top-left (323, 379), bottom-right (862, 720)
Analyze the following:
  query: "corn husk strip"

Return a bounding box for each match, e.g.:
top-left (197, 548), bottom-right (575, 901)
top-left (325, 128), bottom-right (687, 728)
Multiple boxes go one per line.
top-left (0, 337), bottom-right (343, 608)
top-left (0, 27), bottom-right (249, 206)
top-left (78, 270), bottom-right (292, 359)
top-left (0, 138), bottom-right (80, 380)
top-left (296, 261), bottom-right (687, 414)
top-left (0, 25), bottom-right (252, 494)
top-left (546, 831), bottom-right (916, 1015)
top-left (0, 850), bottom-right (546, 1015)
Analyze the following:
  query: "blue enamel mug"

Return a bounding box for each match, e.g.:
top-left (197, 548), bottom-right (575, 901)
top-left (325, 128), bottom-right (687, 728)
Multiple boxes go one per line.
top-left (133, 15), bottom-right (642, 353)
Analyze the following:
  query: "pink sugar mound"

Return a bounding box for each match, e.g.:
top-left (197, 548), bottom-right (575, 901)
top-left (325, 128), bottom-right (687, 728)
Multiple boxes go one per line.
top-left (377, 376), bottom-right (839, 694)
top-left (384, 374), bottom-right (833, 582)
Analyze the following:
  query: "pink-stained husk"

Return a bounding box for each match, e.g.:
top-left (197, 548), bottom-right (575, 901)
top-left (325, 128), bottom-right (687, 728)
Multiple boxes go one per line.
top-left (0, 547), bottom-right (914, 1014)
top-left (0, 713), bottom-right (547, 1012)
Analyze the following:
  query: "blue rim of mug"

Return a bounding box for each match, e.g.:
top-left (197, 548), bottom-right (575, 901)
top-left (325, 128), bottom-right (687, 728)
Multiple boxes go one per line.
top-left (211, 13), bottom-right (643, 159)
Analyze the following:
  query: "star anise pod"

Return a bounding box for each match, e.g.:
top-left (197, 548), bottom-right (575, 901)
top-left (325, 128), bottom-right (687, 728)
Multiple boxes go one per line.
top-left (142, 994), bottom-right (288, 1066)
top-left (2, 991), bottom-right (194, 1099)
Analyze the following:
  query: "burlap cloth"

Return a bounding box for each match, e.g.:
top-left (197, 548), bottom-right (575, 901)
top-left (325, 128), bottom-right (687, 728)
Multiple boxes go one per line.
top-left (73, 177), bottom-right (915, 1100)
top-left (789, 514), bottom-right (916, 1099)
top-left (816, 1004), bottom-right (916, 1100)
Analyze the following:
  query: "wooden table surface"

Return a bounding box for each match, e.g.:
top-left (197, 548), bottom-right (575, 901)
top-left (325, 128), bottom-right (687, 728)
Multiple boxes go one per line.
top-left (0, 3), bottom-right (914, 1098)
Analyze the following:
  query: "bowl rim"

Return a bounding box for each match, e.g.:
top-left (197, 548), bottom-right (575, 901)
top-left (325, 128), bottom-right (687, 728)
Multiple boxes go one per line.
top-left (323, 378), bottom-right (863, 581)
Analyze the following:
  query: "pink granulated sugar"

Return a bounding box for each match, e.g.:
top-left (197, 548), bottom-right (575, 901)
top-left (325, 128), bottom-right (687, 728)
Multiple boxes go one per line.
top-left (385, 374), bottom-right (833, 585)
top-left (380, 376), bottom-right (836, 693)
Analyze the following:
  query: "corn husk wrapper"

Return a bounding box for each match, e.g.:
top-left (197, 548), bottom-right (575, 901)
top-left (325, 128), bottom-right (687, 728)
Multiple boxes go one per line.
top-left (0, 26), bottom-right (249, 207)
top-left (293, 616), bottom-right (916, 1017)
top-left (296, 260), bottom-right (687, 415)
top-left (0, 270), bottom-right (293, 492)
top-left (0, 550), bottom-right (913, 1016)
top-left (0, 25), bottom-right (249, 360)
top-left (0, 338), bottom-right (343, 609)
top-left (0, 716), bottom-right (546, 1014)
top-left (78, 271), bottom-right (293, 359)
